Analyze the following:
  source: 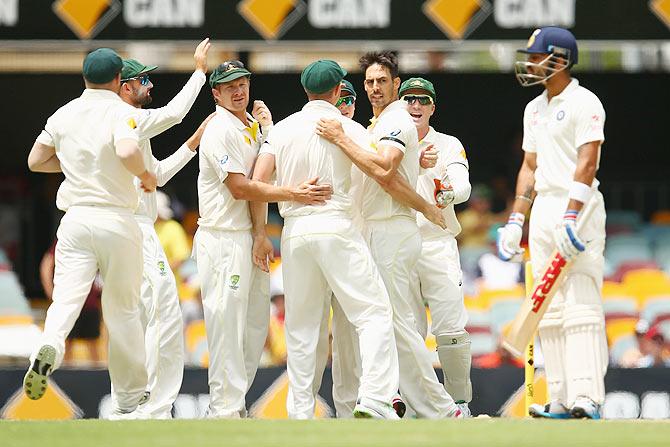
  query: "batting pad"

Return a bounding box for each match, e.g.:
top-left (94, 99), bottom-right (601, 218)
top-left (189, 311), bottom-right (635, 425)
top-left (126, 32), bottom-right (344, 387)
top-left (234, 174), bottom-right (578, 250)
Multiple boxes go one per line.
top-left (436, 332), bottom-right (472, 403)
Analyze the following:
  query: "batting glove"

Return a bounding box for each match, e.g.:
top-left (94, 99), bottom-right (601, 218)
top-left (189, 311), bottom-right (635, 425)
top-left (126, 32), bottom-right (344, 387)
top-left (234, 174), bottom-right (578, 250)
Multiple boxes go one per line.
top-left (433, 178), bottom-right (455, 208)
top-left (497, 213), bottom-right (525, 261)
top-left (553, 210), bottom-right (585, 260)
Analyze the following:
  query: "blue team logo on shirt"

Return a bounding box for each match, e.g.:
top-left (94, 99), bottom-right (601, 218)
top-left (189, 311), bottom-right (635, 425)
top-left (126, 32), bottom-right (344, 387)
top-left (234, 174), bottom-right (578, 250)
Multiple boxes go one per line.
top-left (556, 110), bottom-right (566, 121)
top-left (219, 155), bottom-right (229, 166)
top-left (389, 129), bottom-right (401, 136)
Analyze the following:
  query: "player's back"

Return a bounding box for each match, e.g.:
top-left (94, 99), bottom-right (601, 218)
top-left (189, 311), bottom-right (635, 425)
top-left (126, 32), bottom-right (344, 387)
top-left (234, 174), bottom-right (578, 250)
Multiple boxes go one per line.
top-left (45, 89), bottom-right (140, 211)
top-left (268, 100), bottom-right (368, 219)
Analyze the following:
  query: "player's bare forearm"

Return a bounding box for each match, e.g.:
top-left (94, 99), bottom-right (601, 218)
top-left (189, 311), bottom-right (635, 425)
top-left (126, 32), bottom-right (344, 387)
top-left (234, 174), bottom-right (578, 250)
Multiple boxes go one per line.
top-left (116, 139), bottom-right (147, 176)
top-left (512, 152), bottom-right (537, 215)
top-left (28, 142), bottom-right (61, 173)
top-left (331, 134), bottom-right (393, 182)
top-left (384, 172), bottom-right (431, 215)
top-left (567, 141), bottom-right (600, 212)
top-left (231, 178), bottom-right (295, 202)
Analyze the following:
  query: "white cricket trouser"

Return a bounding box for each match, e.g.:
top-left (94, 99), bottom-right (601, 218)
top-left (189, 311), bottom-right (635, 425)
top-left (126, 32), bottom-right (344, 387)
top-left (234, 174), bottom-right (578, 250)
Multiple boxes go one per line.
top-left (281, 214), bottom-right (398, 419)
top-left (412, 236), bottom-right (468, 337)
top-left (192, 227), bottom-right (270, 417)
top-left (330, 297), bottom-right (361, 418)
top-left (365, 216), bottom-right (456, 418)
top-left (37, 206), bottom-right (147, 411)
top-left (530, 191), bottom-right (608, 406)
top-left (134, 217), bottom-right (184, 419)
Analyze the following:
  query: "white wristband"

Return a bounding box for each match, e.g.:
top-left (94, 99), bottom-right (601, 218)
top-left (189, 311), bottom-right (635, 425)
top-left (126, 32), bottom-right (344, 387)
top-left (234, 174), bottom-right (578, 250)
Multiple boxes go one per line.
top-left (568, 181), bottom-right (593, 205)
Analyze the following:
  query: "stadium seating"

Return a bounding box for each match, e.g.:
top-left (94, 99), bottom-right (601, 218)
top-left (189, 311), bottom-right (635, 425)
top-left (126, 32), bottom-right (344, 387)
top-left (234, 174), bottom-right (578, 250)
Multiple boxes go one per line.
top-left (609, 334), bottom-right (638, 366)
top-left (605, 209), bottom-right (643, 234)
top-left (465, 310), bottom-right (496, 357)
top-left (640, 296), bottom-right (670, 326)
top-left (0, 271), bottom-right (42, 359)
top-left (489, 299), bottom-right (523, 336)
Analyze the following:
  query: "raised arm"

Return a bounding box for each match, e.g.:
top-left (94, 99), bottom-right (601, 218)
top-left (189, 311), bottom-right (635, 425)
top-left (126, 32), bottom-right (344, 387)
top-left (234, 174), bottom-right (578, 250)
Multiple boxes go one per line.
top-left (137, 38), bottom-right (210, 140)
top-left (153, 113), bottom-right (215, 186)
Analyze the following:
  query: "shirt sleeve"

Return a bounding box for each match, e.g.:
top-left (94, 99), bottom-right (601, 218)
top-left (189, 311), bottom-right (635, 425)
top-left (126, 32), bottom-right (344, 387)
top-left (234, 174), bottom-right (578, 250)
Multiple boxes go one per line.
top-left (112, 111), bottom-right (140, 144)
top-left (155, 144), bottom-right (197, 187)
top-left (574, 95), bottom-right (606, 148)
top-left (203, 128), bottom-right (247, 183)
top-left (521, 103), bottom-right (537, 153)
top-left (135, 71), bottom-right (206, 140)
top-left (36, 118), bottom-right (56, 147)
top-left (376, 115), bottom-right (415, 154)
top-left (443, 136), bottom-right (469, 170)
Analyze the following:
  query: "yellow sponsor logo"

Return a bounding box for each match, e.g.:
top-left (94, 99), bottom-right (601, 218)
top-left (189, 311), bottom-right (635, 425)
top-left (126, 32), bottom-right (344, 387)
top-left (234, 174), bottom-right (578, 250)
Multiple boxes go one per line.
top-left (52, 0), bottom-right (121, 40)
top-left (1, 382), bottom-right (83, 420)
top-left (460, 148), bottom-right (467, 160)
top-left (127, 118), bottom-right (137, 129)
top-left (238, 0), bottom-right (307, 41)
top-left (650, 0), bottom-right (670, 29)
top-left (249, 371), bottom-right (332, 418)
top-left (423, 0), bottom-right (492, 40)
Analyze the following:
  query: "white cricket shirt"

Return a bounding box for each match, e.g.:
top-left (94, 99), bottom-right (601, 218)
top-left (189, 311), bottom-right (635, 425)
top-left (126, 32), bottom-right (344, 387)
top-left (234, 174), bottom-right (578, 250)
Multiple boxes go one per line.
top-left (259, 100), bottom-right (369, 218)
top-left (522, 78), bottom-right (605, 194)
top-left (197, 105), bottom-right (264, 231)
top-left (36, 88), bottom-right (141, 211)
top-left (416, 127), bottom-right (469, 239)
top-left (362, 100), bottom-right (420, 221)
top-left (134, 71), bottom-right (205, 221)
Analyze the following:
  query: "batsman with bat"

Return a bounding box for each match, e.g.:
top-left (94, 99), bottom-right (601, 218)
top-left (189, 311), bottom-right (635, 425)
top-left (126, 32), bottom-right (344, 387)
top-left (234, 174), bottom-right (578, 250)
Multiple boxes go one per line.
top-left (497, 27), bottom-right (608, 419)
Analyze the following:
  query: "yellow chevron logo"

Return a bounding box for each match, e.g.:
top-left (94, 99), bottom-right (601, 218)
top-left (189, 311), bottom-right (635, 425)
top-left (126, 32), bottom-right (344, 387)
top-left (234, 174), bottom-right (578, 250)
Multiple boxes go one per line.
top-left (1, 382), bottom-right (83, 420)
top-left (249, 371), bottom-right (332, 418)
top-left (53, 0), bottom-right (121, 40)
top-left (650, 0), bottom-right (670, 29)
top-left (238, 0), bottom-right (307, 41)
top-left (423, 0), bottom-right (492, 40)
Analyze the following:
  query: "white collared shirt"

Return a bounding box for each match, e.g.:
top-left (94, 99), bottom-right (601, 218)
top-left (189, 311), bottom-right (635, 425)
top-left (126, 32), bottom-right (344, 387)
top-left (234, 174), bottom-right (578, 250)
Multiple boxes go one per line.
top-left (197, 105), bottom-right (264, 230)
top-left (134, 70), bottom-right (205, 221)
top-left (36, 88), bottom-right (141, 211)
top-left (522, 78), bottom-right (605, 194)
top-left (416, 127), bottom-right (469, 238)
top-left (362, 99), bottom-right (420, 221)
top-left (260, 100), bottom-right (370, 218)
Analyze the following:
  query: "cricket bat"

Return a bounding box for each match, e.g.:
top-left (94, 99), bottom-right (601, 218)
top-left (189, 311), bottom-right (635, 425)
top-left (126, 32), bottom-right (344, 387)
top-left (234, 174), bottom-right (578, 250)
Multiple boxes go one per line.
top-left (502, 203), bottom-right (595, 357)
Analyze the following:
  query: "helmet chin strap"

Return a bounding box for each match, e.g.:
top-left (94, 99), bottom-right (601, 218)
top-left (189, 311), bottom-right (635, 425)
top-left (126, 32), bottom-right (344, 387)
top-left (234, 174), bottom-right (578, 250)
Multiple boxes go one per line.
top-left (514, 53), bottom-right (569, 87)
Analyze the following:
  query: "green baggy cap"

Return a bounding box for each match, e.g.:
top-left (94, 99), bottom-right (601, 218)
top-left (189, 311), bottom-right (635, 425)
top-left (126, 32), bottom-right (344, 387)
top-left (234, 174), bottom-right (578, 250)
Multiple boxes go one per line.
top-left (399, 77), bottom-right (436, 102)
top-left (340, 79), bottom-right (357, 97)
top-left (301, 60), bottom-right (347, 94)
top-left (83, 48), bottom-right (123, 84)
top-left (209, 61), bottom-right (252, 88)
top-left (121, 59), bottom-right (158, 81)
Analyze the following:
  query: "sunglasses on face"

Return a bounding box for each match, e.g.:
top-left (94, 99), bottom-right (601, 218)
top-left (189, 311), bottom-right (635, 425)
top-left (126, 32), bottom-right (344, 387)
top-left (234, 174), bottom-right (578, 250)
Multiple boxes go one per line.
top-left (123, 75), bottom-right (151, 86)
top-left (401, 94), bottom-right (433, 106)
top-left (336, 95), bottom-right (355, 107)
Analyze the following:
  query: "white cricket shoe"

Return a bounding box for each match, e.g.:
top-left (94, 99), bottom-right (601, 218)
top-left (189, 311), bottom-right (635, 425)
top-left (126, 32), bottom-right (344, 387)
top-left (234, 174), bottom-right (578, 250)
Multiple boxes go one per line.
top-left (570, 396), bottom-right (601, 420)
top-left (23, 344), bottom-right (56, 400)
top-left (455, 401), bottom-right (472, 418)
top-left (353, 398), bottom-right (400, 420)
top-left (107, 409), bottom-right (148, 421)
top-left (529, 400), bottom-right (570, 419)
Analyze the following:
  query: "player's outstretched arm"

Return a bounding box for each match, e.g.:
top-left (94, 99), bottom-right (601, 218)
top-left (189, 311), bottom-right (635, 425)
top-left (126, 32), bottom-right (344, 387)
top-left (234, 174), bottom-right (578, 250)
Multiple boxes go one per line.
top-left (137, 38), bottom-right (211, 140)
top-left (316, 118), bottom-right (394, 182)
top-left (28, 141), bottom-right (61, 173)
top-left (225, 172), bottom-right (332, 204)
top-left (153, 112), bottom-right (215, 186)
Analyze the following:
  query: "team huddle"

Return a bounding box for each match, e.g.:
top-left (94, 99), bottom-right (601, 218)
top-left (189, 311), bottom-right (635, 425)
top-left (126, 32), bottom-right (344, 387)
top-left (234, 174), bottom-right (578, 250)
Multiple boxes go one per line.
top-left (24, 26), bottom-right (608, 420)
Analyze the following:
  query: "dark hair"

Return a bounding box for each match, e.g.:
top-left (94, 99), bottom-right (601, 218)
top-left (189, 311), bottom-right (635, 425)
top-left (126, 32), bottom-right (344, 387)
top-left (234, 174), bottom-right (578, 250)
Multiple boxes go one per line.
top-left (359, 51), bottom-right (399, 79)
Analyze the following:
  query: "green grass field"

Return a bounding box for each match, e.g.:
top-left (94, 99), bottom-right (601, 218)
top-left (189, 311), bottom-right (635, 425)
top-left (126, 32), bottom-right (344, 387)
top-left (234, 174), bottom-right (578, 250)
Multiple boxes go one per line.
top-left (2, 419), bottom-right (669, 447)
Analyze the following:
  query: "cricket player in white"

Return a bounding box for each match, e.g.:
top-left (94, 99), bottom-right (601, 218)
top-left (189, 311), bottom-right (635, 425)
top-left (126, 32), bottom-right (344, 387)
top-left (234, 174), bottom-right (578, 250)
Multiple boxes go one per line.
top-left (252, 60), bottom-right (403, 419)
top-left (24, 48), bottom-right (157, 418)
top-left (195, 60), bottom-right (331, 418)
top-left (399, 77), bottom-right (474, 417)
top-left (317, 52), bottom-right (461, 419)
top-left (117, 39), bottom-right (211, 418)
top-left (498, 27), bottom-right (607, 419)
